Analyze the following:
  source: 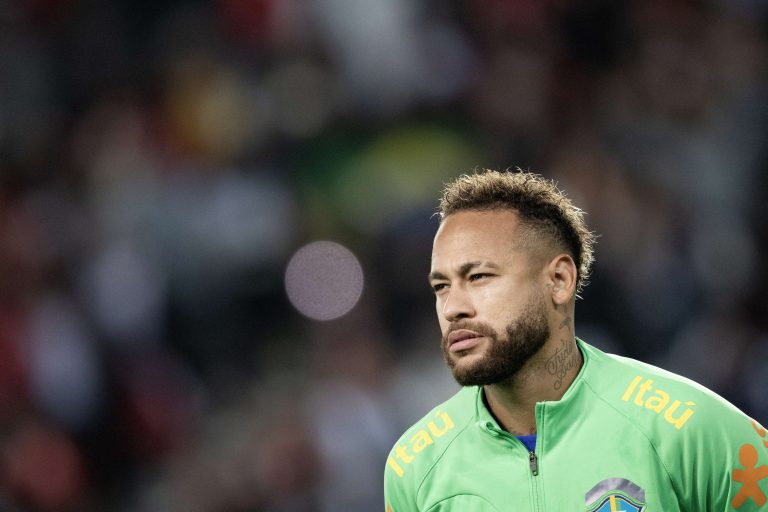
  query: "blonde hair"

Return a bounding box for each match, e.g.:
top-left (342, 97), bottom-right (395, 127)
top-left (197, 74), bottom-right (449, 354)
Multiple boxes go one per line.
top-left (439, 169), bottom-right (596, 294)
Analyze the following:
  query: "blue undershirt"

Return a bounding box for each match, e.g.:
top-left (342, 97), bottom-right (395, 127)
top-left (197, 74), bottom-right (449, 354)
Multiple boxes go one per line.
top-left (517, 434), bottom-right (537, 453)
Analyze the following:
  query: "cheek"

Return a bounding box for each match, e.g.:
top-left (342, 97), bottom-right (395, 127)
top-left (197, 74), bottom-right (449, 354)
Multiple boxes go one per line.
top-left (480, 285), bottom-right (526, 320)
top-left (477, 285), bottom-right (509, 309)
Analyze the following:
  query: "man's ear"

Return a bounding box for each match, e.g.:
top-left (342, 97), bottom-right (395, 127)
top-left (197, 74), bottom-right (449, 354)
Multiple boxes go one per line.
top-left (547, 254), bottom-right (577, 305)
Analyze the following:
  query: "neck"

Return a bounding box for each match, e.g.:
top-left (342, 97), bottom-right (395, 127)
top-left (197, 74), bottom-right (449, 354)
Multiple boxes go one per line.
top-left (483, 304), bottom-right (582, 436)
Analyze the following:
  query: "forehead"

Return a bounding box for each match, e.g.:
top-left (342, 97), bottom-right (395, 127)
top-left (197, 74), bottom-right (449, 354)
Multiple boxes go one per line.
top-left (432, 210), bottom-right (523, 266)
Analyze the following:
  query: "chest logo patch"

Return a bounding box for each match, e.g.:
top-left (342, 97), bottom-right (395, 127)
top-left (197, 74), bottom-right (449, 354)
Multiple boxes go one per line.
top-left (586, 478), bottom-right (646, 512)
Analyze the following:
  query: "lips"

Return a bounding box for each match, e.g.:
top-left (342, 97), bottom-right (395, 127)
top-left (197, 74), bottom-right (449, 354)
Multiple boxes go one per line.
top-left (447, 329), bottom-right (484, 353)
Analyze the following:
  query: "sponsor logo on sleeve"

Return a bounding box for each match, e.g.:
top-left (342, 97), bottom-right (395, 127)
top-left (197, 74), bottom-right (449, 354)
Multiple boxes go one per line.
top-left (387, 411), bottom-right (455, 478)
top-left (585, 478), bottom-right (646, 512)
top-left (752, 420), bottom-right (768, 450)
top-left (621, 375), bottom-right (695, 429)
top-left (731, 419), bottom-right (768, 509)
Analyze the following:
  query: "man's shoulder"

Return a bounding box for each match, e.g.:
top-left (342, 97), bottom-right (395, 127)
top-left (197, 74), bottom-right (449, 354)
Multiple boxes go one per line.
top-left (384, 386), bottom-right (477, 484)
top-left (582, 341), bottom-right (750, 436)
top-left (582, 341), bottom-right (767, 508)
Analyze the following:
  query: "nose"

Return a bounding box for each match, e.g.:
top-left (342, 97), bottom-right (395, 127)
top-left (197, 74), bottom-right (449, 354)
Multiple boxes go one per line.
top-left (441, 286), bottom-right (476, 322)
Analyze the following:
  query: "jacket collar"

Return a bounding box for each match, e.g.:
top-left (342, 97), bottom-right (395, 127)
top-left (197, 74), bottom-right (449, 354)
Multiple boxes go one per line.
top-left (473, 338), bottom-right (592, 433)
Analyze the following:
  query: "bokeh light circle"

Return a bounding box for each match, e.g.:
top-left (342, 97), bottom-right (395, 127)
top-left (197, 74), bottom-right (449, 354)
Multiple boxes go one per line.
top-left (284, 241), bottom-right (364, 321)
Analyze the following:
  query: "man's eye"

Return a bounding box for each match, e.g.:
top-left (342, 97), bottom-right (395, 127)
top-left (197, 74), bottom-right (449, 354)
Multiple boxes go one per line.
top-left (432, 283), bottom-right (447, 292)
top-left (469, 273), bottom-right (492, 282)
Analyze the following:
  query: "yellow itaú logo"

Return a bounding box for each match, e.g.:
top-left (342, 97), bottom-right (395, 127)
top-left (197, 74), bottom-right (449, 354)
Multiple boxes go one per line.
top-left (387, 411), bottom-right (455, 477)
top-left (621, 375), bottom-right (696, 430)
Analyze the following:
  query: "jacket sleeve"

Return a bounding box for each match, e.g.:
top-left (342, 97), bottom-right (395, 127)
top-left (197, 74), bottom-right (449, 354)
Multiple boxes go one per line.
top-left (667, 394), bottom-right (768, 511)
top-left (384, 453), bottom-right (419, 512)
top-left (718, 416), bottom-right (768, 511)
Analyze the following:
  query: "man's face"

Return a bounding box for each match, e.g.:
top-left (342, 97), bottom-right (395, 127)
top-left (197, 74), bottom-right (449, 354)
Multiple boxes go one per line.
top-left (429, 210), bottom-right (550, 386)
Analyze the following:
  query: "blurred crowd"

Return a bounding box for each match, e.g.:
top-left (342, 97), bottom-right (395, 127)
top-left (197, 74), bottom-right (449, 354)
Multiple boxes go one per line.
top-left (1, 0), bottom-right (767, 510)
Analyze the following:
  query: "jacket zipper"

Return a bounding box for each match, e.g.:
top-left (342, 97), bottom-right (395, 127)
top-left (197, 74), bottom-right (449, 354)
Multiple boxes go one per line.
top-left (529, 450), bottom-right (539, 476)
top-left (482, 421), bottom-right (541, 507)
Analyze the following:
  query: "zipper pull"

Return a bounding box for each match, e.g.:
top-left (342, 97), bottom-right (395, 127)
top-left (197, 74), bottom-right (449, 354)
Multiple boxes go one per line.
top-left (528, 451), bottom-right (538, 476)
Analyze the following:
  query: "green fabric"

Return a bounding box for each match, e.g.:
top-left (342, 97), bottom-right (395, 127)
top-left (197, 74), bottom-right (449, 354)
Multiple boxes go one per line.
top-left (384, 339), bottom-right (768, 511)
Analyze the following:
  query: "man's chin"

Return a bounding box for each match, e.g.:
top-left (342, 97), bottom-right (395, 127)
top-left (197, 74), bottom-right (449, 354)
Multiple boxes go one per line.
top-left (446, 347), bottom-right (485, 370)
top-left (449, 354), bottom-right (495, 386)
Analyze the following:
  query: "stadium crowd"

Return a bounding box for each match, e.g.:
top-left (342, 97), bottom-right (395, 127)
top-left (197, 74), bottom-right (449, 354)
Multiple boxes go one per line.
top-left (0, 0), bottom-right (767, 510)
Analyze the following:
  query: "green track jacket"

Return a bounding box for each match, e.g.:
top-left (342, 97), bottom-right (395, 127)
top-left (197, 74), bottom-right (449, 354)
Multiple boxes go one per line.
top-left (384, 339), bottom-right (768, 511)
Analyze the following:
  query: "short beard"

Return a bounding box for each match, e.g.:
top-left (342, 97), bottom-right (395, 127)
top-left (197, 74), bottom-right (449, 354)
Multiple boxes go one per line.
top-left (442, 294), bottom-right (549, 386)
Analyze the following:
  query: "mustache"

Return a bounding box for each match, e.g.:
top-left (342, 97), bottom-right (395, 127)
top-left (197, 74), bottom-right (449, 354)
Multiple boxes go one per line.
top-left (443, 320), bottom-right (498, 343)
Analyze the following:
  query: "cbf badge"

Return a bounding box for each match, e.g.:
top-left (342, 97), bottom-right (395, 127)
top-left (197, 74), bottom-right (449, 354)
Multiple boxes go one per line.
top-left (586, 478), bottom-right (646, 512)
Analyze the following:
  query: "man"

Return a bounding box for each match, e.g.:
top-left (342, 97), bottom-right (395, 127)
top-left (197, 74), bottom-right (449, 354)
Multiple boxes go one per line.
top-left (384, 170), bottom-right (768, 511)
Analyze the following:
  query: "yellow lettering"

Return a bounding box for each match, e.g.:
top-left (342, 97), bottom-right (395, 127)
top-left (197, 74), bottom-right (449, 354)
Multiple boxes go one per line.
top-left (634, 380), bottom-right (653, 406)
top-left (427, 411), bottom-right (454, 438)
top-left (389, 411), bottom-right (455, 472)
top-left (645, 389), bottom-right (670, 413)
top-left (625, 375), bottom-right (696, 430)
top-left (410, 430), bottom-right (434, 453)
top-left (395, 445), bottom-right (415, 463)
top-left (622, 376), bottom-right (643, 401)
top-left (664, 400), bottom-right (696, 430)
top-left (387, 457), bottom-right (404, 477)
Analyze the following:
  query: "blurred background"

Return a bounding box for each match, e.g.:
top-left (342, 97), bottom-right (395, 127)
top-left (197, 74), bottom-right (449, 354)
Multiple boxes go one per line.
top-left (1, 0), bottom-right (767, 510)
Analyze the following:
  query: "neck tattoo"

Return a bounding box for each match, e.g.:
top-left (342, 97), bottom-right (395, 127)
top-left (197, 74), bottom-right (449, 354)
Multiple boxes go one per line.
top-left (544, 305), bottom-right (579, 391)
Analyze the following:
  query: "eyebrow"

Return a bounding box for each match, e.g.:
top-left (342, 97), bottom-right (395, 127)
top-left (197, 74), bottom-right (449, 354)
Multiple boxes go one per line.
top-left (428, 261), bottom-right (500, 282)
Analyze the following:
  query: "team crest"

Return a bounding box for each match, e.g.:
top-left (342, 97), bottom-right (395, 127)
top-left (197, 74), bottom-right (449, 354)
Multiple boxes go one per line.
top-left (586, 478), bottom-right (646, 512)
